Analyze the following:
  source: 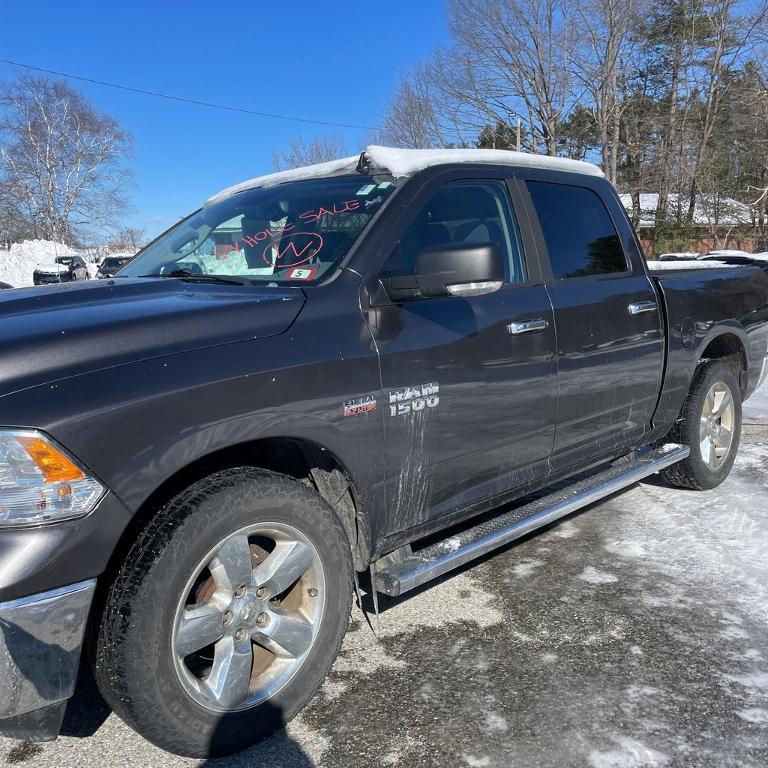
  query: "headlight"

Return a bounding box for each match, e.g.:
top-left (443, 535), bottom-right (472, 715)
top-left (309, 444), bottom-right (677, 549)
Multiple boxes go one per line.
top-left (0, 430), bottom-right (104, 527)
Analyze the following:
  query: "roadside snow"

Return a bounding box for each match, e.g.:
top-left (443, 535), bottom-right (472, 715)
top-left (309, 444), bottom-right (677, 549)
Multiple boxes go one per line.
top-left (206, 145), bottom-right (603, 204)
top-left (0, 240), bottom-right (80, 287)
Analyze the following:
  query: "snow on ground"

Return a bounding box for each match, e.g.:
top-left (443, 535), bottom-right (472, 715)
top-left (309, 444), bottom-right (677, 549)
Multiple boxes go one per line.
top-left (7, 422), bottom-right (767, 768)
top-left (745, 379), bottom-right (768, 422)
top-left (0, 240), bottom-right (81, 287)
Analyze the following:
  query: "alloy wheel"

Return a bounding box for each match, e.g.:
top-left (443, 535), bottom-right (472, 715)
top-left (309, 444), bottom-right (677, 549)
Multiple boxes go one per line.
top-left (171, 522), bottom-right (325, 712)
top-left (699, 381), bottom-right (735, 471)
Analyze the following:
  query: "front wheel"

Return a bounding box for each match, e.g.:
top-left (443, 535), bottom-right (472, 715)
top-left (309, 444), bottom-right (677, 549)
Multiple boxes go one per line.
top-left (660, 359), bottom-right (741, 490)
top-left (93, 468), bottom-right (353, 757)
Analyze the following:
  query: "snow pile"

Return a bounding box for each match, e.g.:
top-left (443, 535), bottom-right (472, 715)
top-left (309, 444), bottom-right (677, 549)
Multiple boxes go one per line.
top-left (206, 145), bottom-right (603, 205)
top-left (0, 240), bottom-right (80, 287)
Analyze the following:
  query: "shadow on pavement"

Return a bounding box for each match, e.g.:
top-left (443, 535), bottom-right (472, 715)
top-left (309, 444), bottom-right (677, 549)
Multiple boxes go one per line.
top-left (195, 700), bottom-right (316, 768)
top-left (60, 665), bottom-right (315, 767)
top-left (59, 663), bottom-right (110, 738)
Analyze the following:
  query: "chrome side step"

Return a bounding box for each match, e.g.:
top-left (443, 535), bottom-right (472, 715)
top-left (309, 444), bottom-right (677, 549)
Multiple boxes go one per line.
top-left (373, 444), bottom-right (689, 597)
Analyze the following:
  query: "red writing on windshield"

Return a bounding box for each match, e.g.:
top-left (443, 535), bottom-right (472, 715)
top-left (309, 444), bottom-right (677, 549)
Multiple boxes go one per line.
top-left (242, 223), bottom-right (295, 246)
top-left (240, 199), bottom-right (360, 252)
top-left (299, 199), bottom-right (360, 224)
top-left (262, 232), bottom-right (324, 268)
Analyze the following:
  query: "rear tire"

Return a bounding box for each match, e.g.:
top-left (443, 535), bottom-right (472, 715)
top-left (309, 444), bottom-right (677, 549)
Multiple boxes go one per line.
top-left (93, 468), bottom-right (353, 758)
top-left (660, 360), bottom-right (741, 490)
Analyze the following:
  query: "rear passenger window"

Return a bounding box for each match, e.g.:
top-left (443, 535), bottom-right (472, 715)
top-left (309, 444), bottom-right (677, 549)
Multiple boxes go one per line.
top-left (526, 182), bottom-right (627, 279)
top-left (384, 180), bottom-right (527, 285)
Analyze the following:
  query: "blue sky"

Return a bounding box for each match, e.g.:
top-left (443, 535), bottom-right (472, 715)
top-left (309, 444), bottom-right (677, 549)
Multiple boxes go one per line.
top-left (0, 1), bottom-right (448, 238)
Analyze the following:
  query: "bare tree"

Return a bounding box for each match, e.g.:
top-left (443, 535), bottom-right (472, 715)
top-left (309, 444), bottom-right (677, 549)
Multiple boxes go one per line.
top-left (272, 134), bottom-right (349, 170)
top-left (683, 0), bottom-right (768, 224)
top-left (382, 66), bottom-right (453, 148)
top-left (572, 0), bottom-right (644, 183)
top-left (107, 226), bottom-right (146, 252)
top-left (384, 0), bottom-right (580, 154)
top-left (0, 74), bottom-right (133, 245)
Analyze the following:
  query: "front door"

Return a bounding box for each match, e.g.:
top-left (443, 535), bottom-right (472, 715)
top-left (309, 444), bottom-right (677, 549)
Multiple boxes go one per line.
top-left (369, 176), bottom-right (558, 537)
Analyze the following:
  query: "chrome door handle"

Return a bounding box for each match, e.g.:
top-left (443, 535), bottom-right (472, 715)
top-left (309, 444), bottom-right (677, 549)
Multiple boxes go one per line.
top-left (628, 301), bottom-right (657, 315)
top-left (507, 319), bottom-right (549, 335)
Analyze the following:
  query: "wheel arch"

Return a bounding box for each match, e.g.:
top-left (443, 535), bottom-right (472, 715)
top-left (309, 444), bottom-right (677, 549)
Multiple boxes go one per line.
top-left (698, 329), bottom-right (748, 397)
top-left (108, 437), bottom-right (369, 576)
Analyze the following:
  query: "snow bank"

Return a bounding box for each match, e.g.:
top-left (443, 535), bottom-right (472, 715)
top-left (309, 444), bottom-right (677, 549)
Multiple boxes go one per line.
top-left (0, 240), bottom-right (80, 287)
top-left (206, 145), bottom-right (604, 205)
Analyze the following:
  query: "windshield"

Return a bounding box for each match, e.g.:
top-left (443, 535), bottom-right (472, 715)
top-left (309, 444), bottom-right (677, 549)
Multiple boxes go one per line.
top-left (120, 174), bottom-right (396, 283)
top-left (102, 256), bottom-right (132, 269)
top-left (55, 257), bottom-right (76, 266)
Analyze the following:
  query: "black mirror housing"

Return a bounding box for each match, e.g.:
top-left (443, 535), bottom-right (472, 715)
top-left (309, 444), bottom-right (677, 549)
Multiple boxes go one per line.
top-left (414, 242), bottom-right (504, 298)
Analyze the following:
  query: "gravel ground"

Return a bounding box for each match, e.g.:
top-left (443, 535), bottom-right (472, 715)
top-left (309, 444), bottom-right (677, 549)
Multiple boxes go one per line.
top-left (2, 390), bottom-right (767, 768)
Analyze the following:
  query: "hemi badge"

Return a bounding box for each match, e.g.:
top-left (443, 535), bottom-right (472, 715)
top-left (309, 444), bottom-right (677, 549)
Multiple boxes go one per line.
top-left (343, 395), bottom-right (378, 417)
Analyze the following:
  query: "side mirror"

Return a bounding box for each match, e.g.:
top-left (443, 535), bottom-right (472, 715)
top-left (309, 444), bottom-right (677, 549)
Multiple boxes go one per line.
top-left (415, 242), bottom-right (504, 298)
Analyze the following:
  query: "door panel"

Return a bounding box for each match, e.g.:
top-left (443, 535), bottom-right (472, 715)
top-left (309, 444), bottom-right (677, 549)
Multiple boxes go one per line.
top-left (545, 276), bottom-right (663, 465)
top-left (375, 286), bottom-right (557, 534)
top-left (369, 177), bottom-right (557, 536)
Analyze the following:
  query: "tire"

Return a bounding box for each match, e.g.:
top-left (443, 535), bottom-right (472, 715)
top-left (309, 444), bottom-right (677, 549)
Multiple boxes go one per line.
top-left (93, 468), bottom-right (353, 758)
top-left (660, 359), bottom-right (741, 490)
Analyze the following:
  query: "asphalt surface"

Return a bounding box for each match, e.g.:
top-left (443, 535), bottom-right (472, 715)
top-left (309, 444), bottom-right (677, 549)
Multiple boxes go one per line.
top-left (2, 398), bottom-right (767, 767)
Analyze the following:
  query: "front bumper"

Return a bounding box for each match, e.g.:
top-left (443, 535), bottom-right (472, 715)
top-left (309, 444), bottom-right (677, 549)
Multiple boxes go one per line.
top-left (0, 580), bottom-right (95, 741)
top-left (33, 273), bottom-right (71, 284)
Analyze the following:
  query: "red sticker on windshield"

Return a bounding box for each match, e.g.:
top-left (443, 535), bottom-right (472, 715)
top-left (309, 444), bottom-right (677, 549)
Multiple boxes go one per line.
top-left (287, 266), bottom-right (318, 280)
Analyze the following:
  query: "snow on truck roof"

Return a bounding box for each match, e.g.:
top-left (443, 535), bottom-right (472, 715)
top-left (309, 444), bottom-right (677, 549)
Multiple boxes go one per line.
top-left (205, 146), bottom-right (604, 206)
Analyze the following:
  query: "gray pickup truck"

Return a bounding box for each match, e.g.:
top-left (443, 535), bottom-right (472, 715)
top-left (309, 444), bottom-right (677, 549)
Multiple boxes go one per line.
top-left (1, 146), bottom-right (766, 757)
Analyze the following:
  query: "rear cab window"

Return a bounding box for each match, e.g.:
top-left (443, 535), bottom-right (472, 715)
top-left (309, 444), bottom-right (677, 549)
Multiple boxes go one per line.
top-left (525, 181), bottom-right (628, 279)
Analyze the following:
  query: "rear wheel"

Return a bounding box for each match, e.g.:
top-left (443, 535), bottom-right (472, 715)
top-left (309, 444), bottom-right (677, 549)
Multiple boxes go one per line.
top-left (660, 359), bottom-right (741, 490)
top-left (93, 468), bottom-right (352, 757)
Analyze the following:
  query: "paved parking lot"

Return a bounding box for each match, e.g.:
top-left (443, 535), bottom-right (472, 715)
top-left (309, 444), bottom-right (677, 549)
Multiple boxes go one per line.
top-left (3, 393), bottom-right (767, 768)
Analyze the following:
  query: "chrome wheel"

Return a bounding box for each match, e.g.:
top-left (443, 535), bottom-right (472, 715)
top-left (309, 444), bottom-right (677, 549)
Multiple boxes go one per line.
top-left (699, 381), bottom-right (735, 471)
top-left (172, 522), bottom-right (325, 712)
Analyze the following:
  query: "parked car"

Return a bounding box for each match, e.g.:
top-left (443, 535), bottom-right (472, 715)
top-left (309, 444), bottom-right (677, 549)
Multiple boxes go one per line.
top-left (706, 249), bottom-right (752, 258)
top-left (97, 254), bottom-right (134, 278)
top-left (657, 251), bottom-right (700, 261)
top-left (700, 253), bottom-right (768, 273)
top-left (1, 146), bottom-right (767, 758)
top-left (32, 255), bottom-right (89, 284)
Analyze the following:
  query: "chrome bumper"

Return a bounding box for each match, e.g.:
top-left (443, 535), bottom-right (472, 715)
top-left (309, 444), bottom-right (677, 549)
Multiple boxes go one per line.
top-left (0, 580), bottom-right (95, 741)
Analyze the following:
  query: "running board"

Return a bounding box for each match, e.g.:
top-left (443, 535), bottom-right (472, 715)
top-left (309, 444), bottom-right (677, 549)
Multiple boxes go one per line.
top-left (373, 444), bottom-right (689, 597)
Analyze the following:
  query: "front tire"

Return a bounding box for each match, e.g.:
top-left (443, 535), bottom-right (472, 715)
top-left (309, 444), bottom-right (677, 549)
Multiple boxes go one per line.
top-left (93, 468), bottom-right (353, 758)
top-left (660, 360), bottom-right (741, 490)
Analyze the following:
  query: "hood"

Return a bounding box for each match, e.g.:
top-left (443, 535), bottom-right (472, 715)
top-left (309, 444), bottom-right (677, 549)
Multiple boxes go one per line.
top-left (35, 262), bottom-right (69, 273)
top-left (0, 278), bottom-right (305, 397)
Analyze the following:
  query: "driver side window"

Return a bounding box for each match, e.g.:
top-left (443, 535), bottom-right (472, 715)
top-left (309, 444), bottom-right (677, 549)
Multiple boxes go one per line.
top-left (383, 179), bottom-right (527, 286)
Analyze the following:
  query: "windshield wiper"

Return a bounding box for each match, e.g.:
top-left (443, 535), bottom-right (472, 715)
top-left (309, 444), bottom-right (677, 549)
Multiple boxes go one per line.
top-left (138, 269), bottom-right (253, 286)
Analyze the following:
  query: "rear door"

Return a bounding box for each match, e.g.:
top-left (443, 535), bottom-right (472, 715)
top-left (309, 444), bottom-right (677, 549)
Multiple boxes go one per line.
top-left (366, 171), bottom-right (558, 535)
top-left (520, 174), bottom-right (664, 470)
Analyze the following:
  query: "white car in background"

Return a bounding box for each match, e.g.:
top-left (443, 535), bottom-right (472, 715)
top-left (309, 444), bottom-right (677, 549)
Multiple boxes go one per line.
top-left (657, 251), bottom-right (701, 261)
top-left (706, 249), bottom-right (752, 258)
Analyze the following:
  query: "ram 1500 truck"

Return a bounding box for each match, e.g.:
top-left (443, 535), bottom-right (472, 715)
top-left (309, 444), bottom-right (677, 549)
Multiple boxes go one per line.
top-left (1, 146), bottom-right (767, 757)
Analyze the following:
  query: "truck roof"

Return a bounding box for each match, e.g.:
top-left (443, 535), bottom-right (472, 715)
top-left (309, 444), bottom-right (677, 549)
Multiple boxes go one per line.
top-left (205, 145), bottom-right (605, 206)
